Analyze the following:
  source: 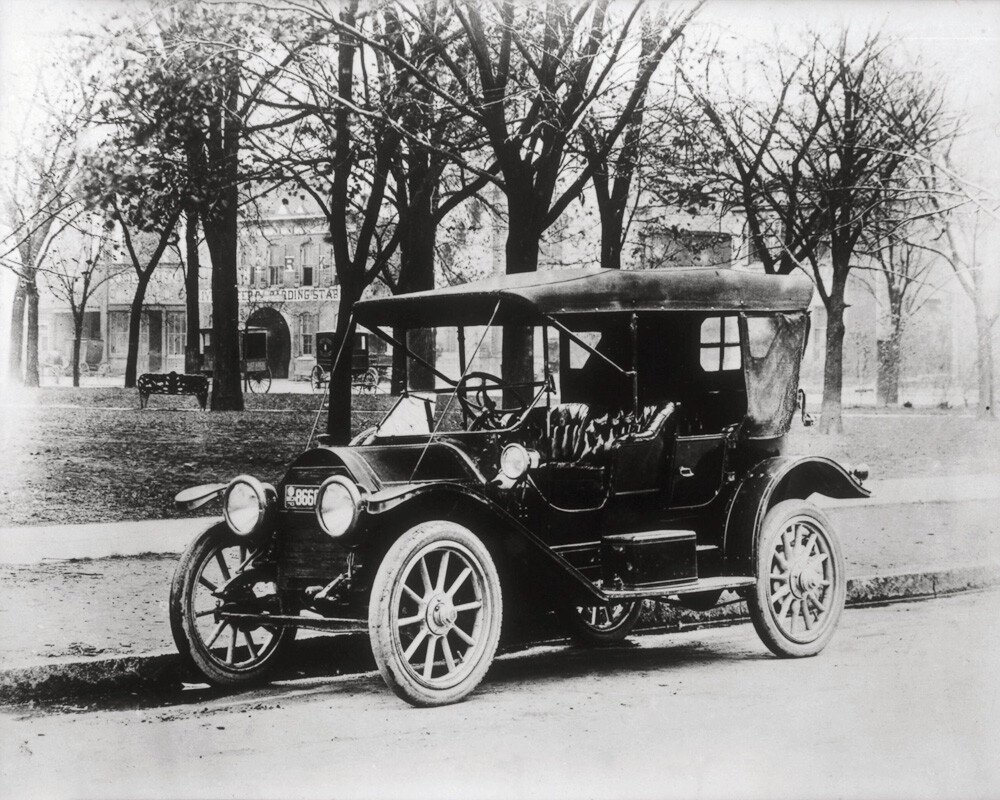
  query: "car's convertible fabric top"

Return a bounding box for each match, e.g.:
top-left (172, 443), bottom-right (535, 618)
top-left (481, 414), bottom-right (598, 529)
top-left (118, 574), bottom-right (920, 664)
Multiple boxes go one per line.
top-left (354, 267), bottom-right (814, 328)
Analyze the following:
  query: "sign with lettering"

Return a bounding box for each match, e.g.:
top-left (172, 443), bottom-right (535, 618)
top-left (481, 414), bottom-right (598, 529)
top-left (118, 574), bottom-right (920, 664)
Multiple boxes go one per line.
top-left (197, 286), bottom-right (341, 304)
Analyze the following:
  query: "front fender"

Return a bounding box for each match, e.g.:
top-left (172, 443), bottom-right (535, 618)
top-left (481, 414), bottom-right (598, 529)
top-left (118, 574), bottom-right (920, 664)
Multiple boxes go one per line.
top-left (363, 482), bottom-right (606, 606)
top-left (723, 456), bottom-right (870, 575)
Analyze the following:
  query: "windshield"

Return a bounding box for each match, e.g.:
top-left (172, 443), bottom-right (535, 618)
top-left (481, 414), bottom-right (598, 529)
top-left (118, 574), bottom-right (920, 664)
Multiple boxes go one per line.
top-left (366, 324), bottom-right (554, 439)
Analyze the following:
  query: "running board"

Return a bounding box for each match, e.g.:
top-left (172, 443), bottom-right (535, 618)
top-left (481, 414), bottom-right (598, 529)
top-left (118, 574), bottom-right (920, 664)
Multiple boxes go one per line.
top-left (602, 574), bottom-right (754, 601)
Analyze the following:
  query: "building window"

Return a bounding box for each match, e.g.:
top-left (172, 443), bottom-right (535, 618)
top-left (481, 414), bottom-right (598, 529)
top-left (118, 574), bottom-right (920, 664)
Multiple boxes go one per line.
top-left (300, 241), bottom-right (315, 287)
top-left (300, 313), bottom-right (317, 356)
top-left (700, 316), bottom-right (741, 372)
top-left (318, 250), bottom-right (336, 286)
top-left (165, 312), bottom-right (186, 357)
top-left (268, 244), bottom-right (281, 285)
top-left (109, 311), bottom-right (129, 359)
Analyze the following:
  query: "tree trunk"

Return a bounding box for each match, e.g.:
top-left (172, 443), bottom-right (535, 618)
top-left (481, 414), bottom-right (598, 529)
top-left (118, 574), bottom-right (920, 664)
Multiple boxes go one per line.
top-left (974, 309), bottom-right (995, 420)
top-left (71, 316), bottom-right (83, 388)
top-left (876, 302), bottom-right (903, 407)
top-left (400, 204), bottom-right (437, 391)
top-left (502, 210), bottom-right (540, 402)
top-left (8, 280), bottom-right (26, 383)
top-left (184, 207), bottom-right (201, 374)
top-left (124, 273), bottom-right (151, 388)
top-left (203, 212), bottom-right (244, 412)
top-left (819, 279), bottom-right (847, 434)
top-left (390, 326), bottom-right (408, 395)
top-left (204, 57), bottom-right (244, 413)
top-left (599, 202), bottom-right (625, 270)
top-left (325, 278), bottom-right (360, 443)
top-left (24, 278), bottom-right (40, 388)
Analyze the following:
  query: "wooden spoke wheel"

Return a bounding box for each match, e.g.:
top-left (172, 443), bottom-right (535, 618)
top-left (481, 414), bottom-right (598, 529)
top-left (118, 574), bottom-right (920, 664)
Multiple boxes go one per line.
top-left (747, 500), bottom-right (846, 658)
top-left (246, 368), bottom-right (272, 394)
top-left (369, 521), bottom-right (503, 707)
top-left (558, 599), bottom-right (643, 645)
top-left (170, 524), bottom-right (293, 685)
top-left (309, 364), bottom-right (326, 393)
top-left (360, 367), bottom-right (379, 393)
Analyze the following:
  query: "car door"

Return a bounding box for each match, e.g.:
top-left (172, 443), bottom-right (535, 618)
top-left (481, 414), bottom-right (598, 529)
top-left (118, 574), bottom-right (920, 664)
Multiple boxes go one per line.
top-left (669, 433), bottom-right (726, 507)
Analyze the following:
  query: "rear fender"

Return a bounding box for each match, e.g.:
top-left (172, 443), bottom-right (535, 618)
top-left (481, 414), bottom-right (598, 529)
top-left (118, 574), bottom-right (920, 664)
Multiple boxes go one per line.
top-left (363, 483), bottom-right (605, 606)
top-left (723, 456), bottom-right (870, 575)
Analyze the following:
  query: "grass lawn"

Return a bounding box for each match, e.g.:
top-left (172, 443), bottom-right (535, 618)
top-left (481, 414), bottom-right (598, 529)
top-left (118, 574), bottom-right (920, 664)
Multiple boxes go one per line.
top-left (1, 386), bottom-right (998, 527)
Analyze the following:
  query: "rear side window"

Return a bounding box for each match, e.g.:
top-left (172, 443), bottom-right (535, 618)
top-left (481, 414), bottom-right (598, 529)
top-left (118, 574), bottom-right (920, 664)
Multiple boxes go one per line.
top-left (700, 316), bottom-right (741, 372)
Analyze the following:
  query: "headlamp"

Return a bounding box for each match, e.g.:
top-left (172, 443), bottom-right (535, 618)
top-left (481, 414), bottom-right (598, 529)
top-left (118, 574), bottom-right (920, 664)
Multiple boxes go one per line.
top-left (315, 476), bottom-right (362, 538)
top-left (223, 475), bottom-right (268, 537)
top-left (499, 443), bottom-right (539, 481)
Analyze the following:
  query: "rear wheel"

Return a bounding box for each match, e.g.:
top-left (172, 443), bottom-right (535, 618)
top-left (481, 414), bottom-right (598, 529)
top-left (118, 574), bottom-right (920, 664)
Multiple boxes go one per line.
top-left (747, 500), bottom-right (846, 658)
top-left (246, 368), bottom-right (272, 394)
top-left (369, 521), bottom-right (503, 707)
top-left (309, 364), bottom-right (326, 392)
top-left (558, 600), bottom-right (643, 645)
top-left (169, 524), bottom-right (293, 685)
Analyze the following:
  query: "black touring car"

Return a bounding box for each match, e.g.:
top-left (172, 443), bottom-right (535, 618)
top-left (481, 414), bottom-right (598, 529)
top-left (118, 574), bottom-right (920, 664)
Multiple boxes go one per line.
top-left (170, 267), bottom-right (869, 706)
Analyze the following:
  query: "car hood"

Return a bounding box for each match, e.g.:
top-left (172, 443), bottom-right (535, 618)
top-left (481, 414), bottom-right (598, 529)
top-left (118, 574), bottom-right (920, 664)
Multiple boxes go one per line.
top-left (284, 441), bottom-right (486, 493)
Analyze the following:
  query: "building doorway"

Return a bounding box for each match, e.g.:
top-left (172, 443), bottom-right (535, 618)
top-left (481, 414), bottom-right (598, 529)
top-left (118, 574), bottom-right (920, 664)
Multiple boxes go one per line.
top-left (246, 307), bottom-right (291, 379)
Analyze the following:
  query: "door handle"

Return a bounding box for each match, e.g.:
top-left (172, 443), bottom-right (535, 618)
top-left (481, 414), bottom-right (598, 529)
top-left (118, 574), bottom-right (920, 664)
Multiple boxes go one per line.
top-left (678, 466), bottom-right (694, 478)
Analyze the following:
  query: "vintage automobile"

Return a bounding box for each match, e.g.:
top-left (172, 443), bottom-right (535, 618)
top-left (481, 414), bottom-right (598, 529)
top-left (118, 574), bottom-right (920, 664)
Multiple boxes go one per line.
top-left (169, 267), bottom-right (869, 707)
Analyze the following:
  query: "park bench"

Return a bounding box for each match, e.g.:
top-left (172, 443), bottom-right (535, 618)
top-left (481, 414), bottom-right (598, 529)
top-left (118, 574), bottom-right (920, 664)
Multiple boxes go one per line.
top-left (137, 371), bottom-right (209, 410)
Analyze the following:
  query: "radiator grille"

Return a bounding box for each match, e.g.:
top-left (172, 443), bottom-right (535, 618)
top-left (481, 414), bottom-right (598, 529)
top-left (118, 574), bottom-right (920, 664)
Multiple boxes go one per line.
top-left (278, 523), bottom-right (351, 583)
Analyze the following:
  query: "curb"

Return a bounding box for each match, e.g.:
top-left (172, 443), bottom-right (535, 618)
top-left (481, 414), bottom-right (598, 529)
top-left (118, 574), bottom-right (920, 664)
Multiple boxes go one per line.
top-left (2, 562), bottom-right (997, 706)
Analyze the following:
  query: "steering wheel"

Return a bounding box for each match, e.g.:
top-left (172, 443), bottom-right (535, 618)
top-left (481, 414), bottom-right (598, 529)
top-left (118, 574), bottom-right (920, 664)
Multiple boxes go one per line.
top-left (455, 371), bottom-right (526, 431)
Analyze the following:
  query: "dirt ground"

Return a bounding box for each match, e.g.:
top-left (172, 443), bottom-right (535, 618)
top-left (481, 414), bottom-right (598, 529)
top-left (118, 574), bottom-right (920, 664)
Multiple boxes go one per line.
top-left (1, 385), bottom-right (998, 527)
top-left (4, 592), bottom-right (997, 800)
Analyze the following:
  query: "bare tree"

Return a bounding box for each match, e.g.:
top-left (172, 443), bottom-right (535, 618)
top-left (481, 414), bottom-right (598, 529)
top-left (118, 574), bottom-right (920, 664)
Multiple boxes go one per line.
top-left (41, 214), bottom-right (127, 386)
top-left (683, 31), bottom-right (949, 432)
top-left (259, 0), bottom-right (493, 438)
top-left (578, 5), bottom-right (702, 270)
top-left (444, 0), bottom-right (699, 391)
top-left (929, 203), bottom-right (999, 417)
top-left (1, 70), bottom-right (91, 386)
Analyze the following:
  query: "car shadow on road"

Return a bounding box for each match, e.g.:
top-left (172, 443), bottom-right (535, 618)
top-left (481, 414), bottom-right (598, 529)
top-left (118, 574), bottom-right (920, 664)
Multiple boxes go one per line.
top-left (11, 623), bottom-right (769, 718)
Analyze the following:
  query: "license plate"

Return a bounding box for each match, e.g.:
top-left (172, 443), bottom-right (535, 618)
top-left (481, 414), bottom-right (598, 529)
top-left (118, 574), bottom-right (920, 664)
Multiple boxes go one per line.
top-left (284, 485), bottom-right (319, 510)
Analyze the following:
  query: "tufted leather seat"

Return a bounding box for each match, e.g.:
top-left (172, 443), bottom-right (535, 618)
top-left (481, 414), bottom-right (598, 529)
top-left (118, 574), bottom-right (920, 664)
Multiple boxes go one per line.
top-left (542, 402), bottom-right (674, 465)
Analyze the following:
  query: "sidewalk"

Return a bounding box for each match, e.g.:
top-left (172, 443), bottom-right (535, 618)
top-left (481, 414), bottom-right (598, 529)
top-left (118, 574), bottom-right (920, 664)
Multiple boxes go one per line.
top-left (2, 472), bottom-right (999, 565)
top-left (1, 474), bottom-right (998, 703)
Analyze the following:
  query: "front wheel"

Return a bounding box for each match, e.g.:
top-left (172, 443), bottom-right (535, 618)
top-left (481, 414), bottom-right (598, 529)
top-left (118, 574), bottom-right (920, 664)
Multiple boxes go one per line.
top-left (369, 521), bottom-right (503, 707)
top-left (747, 500), bottom-right (846, 658)
top-left (169, 524), bottom-right (293, 685)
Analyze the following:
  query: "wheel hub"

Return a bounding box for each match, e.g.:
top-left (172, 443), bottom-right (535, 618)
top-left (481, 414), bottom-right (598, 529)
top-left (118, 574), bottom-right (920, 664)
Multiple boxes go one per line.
top-left (425, 593), bottom-right (457, 635)
top-left (790, 559), bottom-right (821, 597)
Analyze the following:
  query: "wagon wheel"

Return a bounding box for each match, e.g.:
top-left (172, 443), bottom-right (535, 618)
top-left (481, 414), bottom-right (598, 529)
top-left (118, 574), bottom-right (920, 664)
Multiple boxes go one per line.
top-left (309, 364), bottom-right (326, 393)
top-left (746, 500), bottom-right (846, 657)
top-left (169, 524), bottom-right (294, 685)
top-left (246, 367), bottom-right (272, 394)
top-left (361, 367), bottom-right (379, 394)
top-left (369, 521), bottom-right (503, 706)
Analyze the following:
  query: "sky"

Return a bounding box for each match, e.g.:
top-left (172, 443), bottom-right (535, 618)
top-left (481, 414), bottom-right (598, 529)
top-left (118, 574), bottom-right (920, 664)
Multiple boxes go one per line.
top-left (1, 0), bottom-right (998, 371)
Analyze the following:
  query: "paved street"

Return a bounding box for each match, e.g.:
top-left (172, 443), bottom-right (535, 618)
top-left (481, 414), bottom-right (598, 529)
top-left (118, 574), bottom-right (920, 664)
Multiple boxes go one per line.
top-left (3, 590), bottom-right (997, 800)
